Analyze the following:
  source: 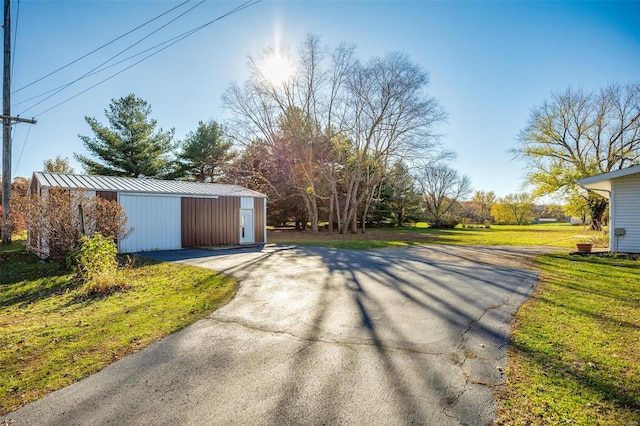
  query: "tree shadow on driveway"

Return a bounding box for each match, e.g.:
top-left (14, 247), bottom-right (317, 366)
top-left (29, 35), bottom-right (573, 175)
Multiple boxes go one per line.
top-left (173, 244), bottom-right (539, 424)
top-left (272, 246), bottom-right (538, 424)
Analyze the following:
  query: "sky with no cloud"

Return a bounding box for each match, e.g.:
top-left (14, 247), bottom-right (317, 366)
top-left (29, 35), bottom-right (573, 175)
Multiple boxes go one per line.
top-left (6, 0), bottom-right (639, 198)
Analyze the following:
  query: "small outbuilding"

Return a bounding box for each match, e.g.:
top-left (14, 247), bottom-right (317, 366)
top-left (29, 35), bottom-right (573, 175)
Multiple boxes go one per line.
top-left (577, 165), bottom-right (640, 253)
top-left (30, 172), bottom-right (267, 253)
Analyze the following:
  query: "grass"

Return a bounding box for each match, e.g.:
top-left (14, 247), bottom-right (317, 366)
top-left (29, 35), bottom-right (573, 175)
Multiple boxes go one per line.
top-left (269, 223), bottom-right (604, 249)
top-left (0, 239), bottom-right (237, 415)
top-left (498, 253), bottom-right (640, 425)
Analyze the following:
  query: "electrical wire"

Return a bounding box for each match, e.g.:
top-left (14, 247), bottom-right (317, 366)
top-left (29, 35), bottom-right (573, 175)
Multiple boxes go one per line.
top-left (11, 0), bottom-right (20, 80)
top-left (10, 0), bottom-right (261, 170)
top-left (13, 124), bottom-right (32, 174)
top-left (12, 33), bottom-right (184, 108)
top-left (30, 0), bottom-right (261, 118)
top-left (18, 0), bottom-right (208, 116)
top-left (12, 0), bottom-right (191, 95)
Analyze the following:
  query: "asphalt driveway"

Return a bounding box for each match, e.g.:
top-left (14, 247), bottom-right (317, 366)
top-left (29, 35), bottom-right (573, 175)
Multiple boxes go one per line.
top-left (6, 244), bottom-right (540, 425)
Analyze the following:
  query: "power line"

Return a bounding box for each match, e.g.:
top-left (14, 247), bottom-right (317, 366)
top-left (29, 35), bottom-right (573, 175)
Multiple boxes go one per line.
top-left (9, 0), bottom-right (260, 170)
top-left (12, 21), bottom-right (213, 109)
top-left (12, 0), bottom-right (191, 95)
top-left (18, 0), bottom-right (208, 116)
top-left (14, 122), bottom-right (31, 173)
top-left (31, 31), bottom-right (201, 117)
top-left (11, 0), bottom-right (19, 80)
top-left (30, 0), bottom-right (261, 118)
top-left (12, 34), bottom-right (187, 108)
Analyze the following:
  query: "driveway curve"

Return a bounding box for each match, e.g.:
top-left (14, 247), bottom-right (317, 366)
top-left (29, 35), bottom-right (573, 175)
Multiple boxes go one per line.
top-left (6, 244), bottom-right (543, 425)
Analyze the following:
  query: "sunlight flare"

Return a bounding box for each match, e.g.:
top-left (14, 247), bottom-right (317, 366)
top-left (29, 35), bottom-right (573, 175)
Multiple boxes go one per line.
top-left (261, 51), bottom-right (293, 86)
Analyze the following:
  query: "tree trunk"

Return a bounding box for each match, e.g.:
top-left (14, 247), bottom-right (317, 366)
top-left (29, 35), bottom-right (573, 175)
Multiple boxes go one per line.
top-left (336, 202), bottom-right (342, 232)
top-left (361, 204), bottom-right (368, 233)
top-left (361, 188), bottom-right (377, 233)
top-left (351, 211), bottom-right (358, 234)
top-left (328, 193), bottom-right (334, 235)
top-left (331, 178), bottom-right (342, 233)
top-left (586, 192), bottom-right (607, 232)
top-left (301, 192), bottom-right (319, 234)
top-left (340, 177), bottom-right (357, 235)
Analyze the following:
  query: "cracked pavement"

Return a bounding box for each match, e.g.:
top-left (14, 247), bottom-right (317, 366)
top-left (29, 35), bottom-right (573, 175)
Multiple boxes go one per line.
top-left (5, 244), bottom-right (540, 425)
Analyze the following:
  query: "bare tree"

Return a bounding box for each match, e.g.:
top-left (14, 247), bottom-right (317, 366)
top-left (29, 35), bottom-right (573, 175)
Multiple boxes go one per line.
top-left (339, 52), bottom-right (447, 234)
top-left (224, 34), bottom-right (447, 234)
top-left (418, 164), bottom-right (472, 228)
top-left (24, 189), bottom-right (130, 261)
top-left (514, 82), bottom-right (640, 229)
top-left (224, 35), bottom-right (354, 233)
top-left (0, 176), bottom-right (30, 236)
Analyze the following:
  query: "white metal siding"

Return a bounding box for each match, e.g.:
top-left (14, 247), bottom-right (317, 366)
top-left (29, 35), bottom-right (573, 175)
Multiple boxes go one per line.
top-left (241, 197), bottom-right (254, 209)
top-left (119, 194), bottom-right (181, 253)
top-left (611, 174), bottom-right (640, 253)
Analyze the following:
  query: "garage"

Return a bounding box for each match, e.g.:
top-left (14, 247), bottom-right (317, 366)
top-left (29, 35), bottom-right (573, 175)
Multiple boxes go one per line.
top-left (30, 172), bottom-right (267, 254)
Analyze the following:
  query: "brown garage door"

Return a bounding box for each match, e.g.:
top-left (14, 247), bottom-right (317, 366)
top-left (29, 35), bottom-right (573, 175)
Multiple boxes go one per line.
top-left (181, 197), bottom-right (241, 247)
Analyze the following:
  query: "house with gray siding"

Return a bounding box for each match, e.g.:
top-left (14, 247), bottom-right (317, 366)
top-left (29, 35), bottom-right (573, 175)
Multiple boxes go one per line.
top-left (30, 172), bottom-right (267, 254)
top-left (577, 165), bottom-right (640, 253)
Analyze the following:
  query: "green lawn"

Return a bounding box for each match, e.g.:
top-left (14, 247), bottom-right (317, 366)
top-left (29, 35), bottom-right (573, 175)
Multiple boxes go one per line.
top-left (0, 239), bottom-right (237, 415)
top-left (269, 223), bottom-right (604, 249)
top-left (499, 253), bottom-right (640, 424)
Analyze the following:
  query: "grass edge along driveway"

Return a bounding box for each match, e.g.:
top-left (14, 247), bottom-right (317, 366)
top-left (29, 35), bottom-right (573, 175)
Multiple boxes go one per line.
top-left (0, 240), bottom-right (238, 415)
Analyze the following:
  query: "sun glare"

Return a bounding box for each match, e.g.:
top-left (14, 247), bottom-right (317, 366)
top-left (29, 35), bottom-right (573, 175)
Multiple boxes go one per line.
top-left (261, 53), bottom-right (293, 86)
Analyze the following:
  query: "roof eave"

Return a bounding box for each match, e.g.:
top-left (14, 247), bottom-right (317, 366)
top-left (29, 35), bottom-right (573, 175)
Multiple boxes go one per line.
top-left (577, 176), bottom-right (611, 199)
top-left (576, 164), bottom-right (640, 199)
top-left (578, 165), bottom-right (640, 184)
top-left (31, 172), bottom-right (268, 198)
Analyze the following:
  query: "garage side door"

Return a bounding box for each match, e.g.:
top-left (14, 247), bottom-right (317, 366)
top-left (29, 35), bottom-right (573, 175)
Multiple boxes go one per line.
top-left (119, 194), bottom-right (181, 253)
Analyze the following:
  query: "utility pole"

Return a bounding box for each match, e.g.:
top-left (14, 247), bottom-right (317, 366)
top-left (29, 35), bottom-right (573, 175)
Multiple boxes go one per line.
top-left (1, 0), bottom-right (35, 243)
top-left (1, 0), bottom-right (11, 244)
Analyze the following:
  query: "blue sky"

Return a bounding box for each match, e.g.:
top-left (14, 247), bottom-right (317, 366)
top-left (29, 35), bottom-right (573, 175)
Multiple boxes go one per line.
top-left (6, 0), bottom-right (640, 198)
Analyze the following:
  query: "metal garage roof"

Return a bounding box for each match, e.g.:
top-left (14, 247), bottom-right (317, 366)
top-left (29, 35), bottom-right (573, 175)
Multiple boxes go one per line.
top-left (32, 172), bottom-right (266, 198)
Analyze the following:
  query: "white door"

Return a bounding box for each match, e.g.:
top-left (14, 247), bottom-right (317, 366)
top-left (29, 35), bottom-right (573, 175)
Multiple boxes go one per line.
top-left (240, 209), bottom-right (254, 244)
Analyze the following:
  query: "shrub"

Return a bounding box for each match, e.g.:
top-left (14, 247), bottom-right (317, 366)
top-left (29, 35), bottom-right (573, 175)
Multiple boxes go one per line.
top-left (81, 271), bottom-right (129, 296)
top-left (75, 233), bottom-right (117, 281)
top-left (72, 233), bottom-right (128, 296)
top-left (24, 189), bottom-right (131, 262)
top-left (0, 177), bottom-right (30, 237)
top-left (86, 197), bottom-right (132, 241)
top-left (427, 216), bottom-right (460, 229)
